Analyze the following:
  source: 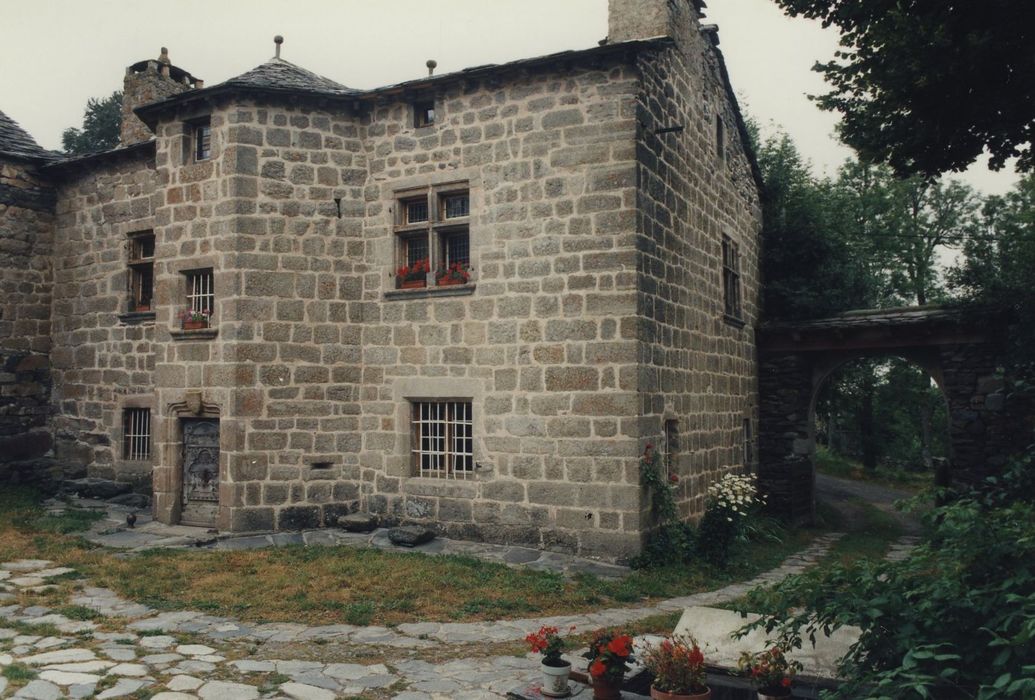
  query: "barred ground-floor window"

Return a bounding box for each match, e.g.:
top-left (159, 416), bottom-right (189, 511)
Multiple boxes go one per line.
top-left (411, 400), bottom-right (473, 478)
top-left (123, 408), bottom-right (151, 461)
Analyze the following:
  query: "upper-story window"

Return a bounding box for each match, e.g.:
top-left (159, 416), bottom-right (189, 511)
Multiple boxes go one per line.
top-left (721, 235), bottom-right (742, 321)
top-left (193, 119), bottom-right (212, 161)
top-left (128, 231), bottom-right (155, 313)
top-left (181, 268), bottom-right (214, 329)
top-left (414, 100), bottom-right (435, 128)
top-left (715, 115), bottom-right (725, 163)
top-left (393, 185), bottom-right (470, 290)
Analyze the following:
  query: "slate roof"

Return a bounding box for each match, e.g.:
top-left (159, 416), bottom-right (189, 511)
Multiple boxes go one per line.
top-left (0, 109), bottom-right (57, 162)
top-left (211, 57), bottom-right (357, 97)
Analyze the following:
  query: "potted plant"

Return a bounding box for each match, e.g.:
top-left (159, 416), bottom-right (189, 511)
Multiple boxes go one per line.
top-left (584, 628), bottom-right (634, 700)
top-left (397, 258), bottom-right (429, 289)
top-left (526, 625), bottom-right (573, 697)
top-left (436, 261), bottom-right (470, 286)
top-left (737, 645), bottom-right (802, 699)
top-left (179, 308), bottom-right (210, 330)
top-left (642, 635), bottom-right (711, 699)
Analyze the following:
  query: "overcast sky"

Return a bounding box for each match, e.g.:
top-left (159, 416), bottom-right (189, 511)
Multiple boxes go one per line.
top-left (0, 0), bottom-right (1019, 196)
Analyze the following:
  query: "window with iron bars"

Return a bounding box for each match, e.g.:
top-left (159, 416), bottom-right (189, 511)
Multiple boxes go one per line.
top-left (194, 121), bottom-right (212, 161)
top-left (721, 235), bottom-right (742, 320)
top-left (411, 401), bottom-right (473, 479)
top-left (185, 269), bottom-right (214, 317)
top-left (123, 408), bottom-right (151, 461)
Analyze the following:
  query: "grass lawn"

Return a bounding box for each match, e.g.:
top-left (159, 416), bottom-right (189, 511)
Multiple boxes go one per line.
top-left (0, 487), bottom-right (818, 627)
top-left (815, 446), bottom-right (931, 493)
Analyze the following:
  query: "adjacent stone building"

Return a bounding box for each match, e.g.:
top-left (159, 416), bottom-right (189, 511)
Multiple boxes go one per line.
top-left (0, 0), bottom-right (762, 560)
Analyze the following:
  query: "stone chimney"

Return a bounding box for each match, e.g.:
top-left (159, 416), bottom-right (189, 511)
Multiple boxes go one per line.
top-left (607, 0), bottom-right (699, 44)
top-left (120, 48), bottom-right (202, 146)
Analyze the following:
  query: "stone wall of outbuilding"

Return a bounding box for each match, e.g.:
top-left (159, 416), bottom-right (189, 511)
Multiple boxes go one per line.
top-left (0, 157), bottom-right (56, 483)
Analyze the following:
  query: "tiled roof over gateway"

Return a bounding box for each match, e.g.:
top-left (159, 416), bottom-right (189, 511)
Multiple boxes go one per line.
top-left (0, 110), bottom-right (56, 162)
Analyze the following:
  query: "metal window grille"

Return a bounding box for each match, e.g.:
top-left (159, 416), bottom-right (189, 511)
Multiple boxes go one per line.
top-left (412, 401), bottom-right (473, 479)
top-left (406, 199), bottom-right (429, 224)
top-left (406, 237), bottom-right (429, 267)
top-left (123, 408), bottom-right (151, 460)
top-left (195, 124), bottom-right (211, 161)
top-left (722, 237), bottom-right (741, 318)
top-left (443, 194), bottom-right (469, 219)
top-left (186, 269), bottom-right (214, 315)
top-left (445, 232), bottom-right (470, 267)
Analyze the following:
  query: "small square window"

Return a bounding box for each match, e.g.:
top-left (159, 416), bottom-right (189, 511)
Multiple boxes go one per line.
top-left (194, 121), bottom-right (212, 161)
top-left (414, 101), bottom-right (435, 128)
top-left (442, 193), bottom-right (469, 220)
top-left (405, 199), bottom-right (429, 225)
top-left (412, 400), bottom-right (473, 478)
top-left (123, 408), bottom-right (151, 461)
top-left (128, 232), bottom-right (155, 313)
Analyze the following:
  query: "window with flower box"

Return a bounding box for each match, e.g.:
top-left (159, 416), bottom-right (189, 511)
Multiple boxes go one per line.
top-left (181, 268), bottom-right (214, 329)
top-left (393, 185), bottom-right (471, 290)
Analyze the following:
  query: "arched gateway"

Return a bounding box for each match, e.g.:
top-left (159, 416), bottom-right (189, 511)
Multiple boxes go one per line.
top-left (757, 307), bottom-right (1021, 523)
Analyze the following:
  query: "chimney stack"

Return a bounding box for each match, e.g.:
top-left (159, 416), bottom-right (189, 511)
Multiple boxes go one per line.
top-left (607, 0), bottom-right (698, 44)
top-left (120, 47), bottom-right (202, 146)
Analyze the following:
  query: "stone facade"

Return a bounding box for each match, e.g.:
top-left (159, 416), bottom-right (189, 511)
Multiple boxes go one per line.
top-left (0, 154), bottom-right (56, 482)
top-left (0, 0), bottom-right (762, 560)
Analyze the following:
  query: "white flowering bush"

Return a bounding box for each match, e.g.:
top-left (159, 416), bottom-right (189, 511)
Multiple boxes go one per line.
top-left (698, 472), bottom-right (766, 567)
top-left (707, 473), bottom-right (766, 523)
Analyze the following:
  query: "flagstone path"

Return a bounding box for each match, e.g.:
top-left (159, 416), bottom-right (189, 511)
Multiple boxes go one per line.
top-left (0, 533), bottom-right (843, 699)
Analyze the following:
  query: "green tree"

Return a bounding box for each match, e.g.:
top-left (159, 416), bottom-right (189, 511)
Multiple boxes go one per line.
top-left (757, 131), bottom-right (876, 320)
top-left (771, 0), bottom-right (1035, 175)
top-left (62, 91), bottom-right (122, 155)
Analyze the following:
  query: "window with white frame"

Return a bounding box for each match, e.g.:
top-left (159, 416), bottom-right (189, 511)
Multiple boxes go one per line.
top-left (181, 268), bottom-right (214, 328)
top-left (411, 400), bottom-right (473, 478)
top-left (123, 408), bottom-right (151, 461)
top-left (721, 235), bottom-right (742, 320)
top-left (393, 185), bottom-right (470, 289)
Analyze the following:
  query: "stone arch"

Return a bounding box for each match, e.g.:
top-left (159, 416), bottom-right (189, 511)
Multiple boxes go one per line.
top-left (757, 308), bottom-right (1017, 523)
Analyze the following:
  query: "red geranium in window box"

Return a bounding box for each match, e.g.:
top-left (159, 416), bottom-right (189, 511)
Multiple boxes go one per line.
top-left (397, 259), bottom-right (429, 289)
top-left (436, 262), bottom-right (470, 287)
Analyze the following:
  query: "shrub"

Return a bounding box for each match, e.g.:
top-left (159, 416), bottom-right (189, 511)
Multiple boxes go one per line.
top-left (739, 448), bottom-right (1035, 698)
top-left (697, 473), bottom-right (765, 567)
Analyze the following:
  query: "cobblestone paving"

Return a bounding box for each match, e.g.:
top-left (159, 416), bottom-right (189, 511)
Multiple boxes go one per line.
top-left (0, 535), bottom-right (843, 699)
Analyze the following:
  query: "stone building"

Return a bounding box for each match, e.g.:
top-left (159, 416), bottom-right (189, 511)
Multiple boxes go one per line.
top-left (0, 0), bottom-right (762, 560)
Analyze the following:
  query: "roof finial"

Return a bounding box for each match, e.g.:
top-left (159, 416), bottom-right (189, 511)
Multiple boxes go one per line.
top-left (426, 59), bottom-right (437, 76)
top-left (274, 35), bottom-right (284, 59)
top-left (159, 47), bottom-right (170, 65)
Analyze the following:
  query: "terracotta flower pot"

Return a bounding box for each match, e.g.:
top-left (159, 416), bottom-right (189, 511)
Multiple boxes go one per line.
top-left (436, 276), bottom-right (467, 286)
top-left (592, 677), bottom-right (623, 700)
top-left (540, 659), bottom-right (571, 697)
top-left (182, 320), bottom-right (208, 330)
top-left (400, 278), bottom-right (426, 289)
top-left (651, 686), bottom-right (711, 700)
